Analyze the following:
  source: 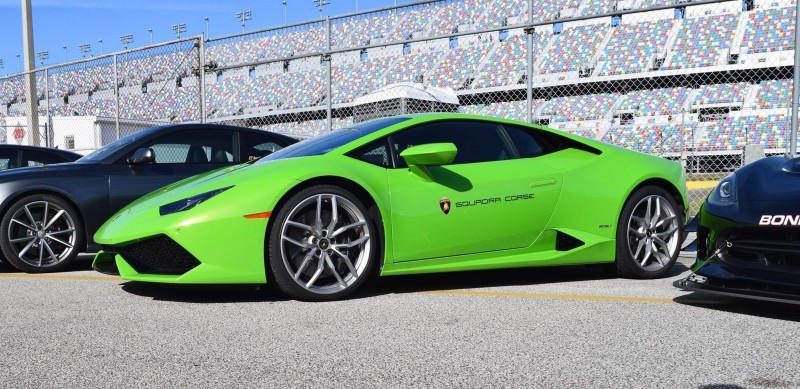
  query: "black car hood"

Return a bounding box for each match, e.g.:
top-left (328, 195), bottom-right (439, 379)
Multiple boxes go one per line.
top-left (737, 156), bottom-right (800, 201)
top-left (0, 162), bottom-right (98, 183)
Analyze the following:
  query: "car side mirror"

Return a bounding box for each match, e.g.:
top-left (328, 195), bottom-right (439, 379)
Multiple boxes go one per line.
top-left (128, 148), bottom-right (155, 165)
top-left (399, 143), bottom-right (457, 181)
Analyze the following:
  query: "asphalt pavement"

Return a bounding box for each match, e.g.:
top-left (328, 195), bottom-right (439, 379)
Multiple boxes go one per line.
top-left (1, 253), bottom-right (798, 388)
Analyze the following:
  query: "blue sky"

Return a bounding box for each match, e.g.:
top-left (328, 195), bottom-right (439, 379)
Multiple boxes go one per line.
top-left (0, 0), bottom-right (416, 76)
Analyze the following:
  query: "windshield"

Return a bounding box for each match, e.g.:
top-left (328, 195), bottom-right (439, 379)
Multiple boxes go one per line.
top-left (257, 117), bottom-right (409, 163)
top-left (77, 126), bottom-right (161, 162)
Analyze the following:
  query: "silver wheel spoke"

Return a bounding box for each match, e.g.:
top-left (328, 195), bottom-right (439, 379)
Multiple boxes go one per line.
top-left (283, 235), bottom-right (313, 249)
top-left (639, 241), bottom-right (652, 266)
top-left (644, 197), bottom-right (652, 226)
top-left (42, 240), bottom-right (58, 261)
top-left (333, 235), bottom-right (369, 249)
top-left (45, 234), bottom-right (73, 248)
top-left (322, 251), bottom-right (346, 288)
top-left (327, 196), bottom-right (338, 233)
top-left (23, 204), bottom-right (36, 226)
top-left (330, 247), bottom-right (358, 277)
top-left (633, 237), bottom-right (646, 259)
top-left (655, 215), bottom-right (676, 228)
top-left (652, 237), bottom-right (672, 258)
top-left (10, 219), bottom-right (36, 231)
top-left (331, 221), bottom-right (366, 238)
top-left (293, 250), bottom-right (315, 280)
top-left (630, 216), bottom-right (647, 226)
top-left (314, 195), bottom-right (323, 234)
top-left (656, 226), bottom-right (678, 239)
top-left (285, 221), bottom-right (314, 233)
top-left (42, 202), bottom-right (49, 228)
top-left (9, 236), bottom-right (35, 244)
top-left (37, 241), bottom-right (45, 267)
top-left (629, 227), bottom-right (645, 237)
top-left (305, 258), bottom-right (325, 288)
top-left (651, 197), bottom-right (661, 228)
top-left (46, 228), bottom-right (75, 236)
top-left (18, 238), bottom-right (37, 257)
top-left (43, 210), bottom-right (65, 230)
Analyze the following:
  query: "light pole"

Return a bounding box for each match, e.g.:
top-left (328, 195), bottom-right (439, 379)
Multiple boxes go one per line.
top-left (36, 51), bottom-right (49, 66)
top-left (283, 1), bottom-right (287, 24)
top-left (120, 34), bottom-right (133, 50)
top-left (16, 54), bottom-right (20, 71)
top-left (62, 45), bottom-right (67, 62)
top-left (172, 23), bottom-right (187, 39)
top-left (0, 59), bottom-right (4, 72)
top-left (79, 44), bottom-right (91, 58)
top-left (313, 0), bottom-right (329, 19)
top-left (148, 28), bottom-right (153, 44)
top-left (98, 39), bottom-right (104, 54)
top-left (204, 17), bottom-right (209, 37)
top-left (236, 10), bottom-right (252, 32)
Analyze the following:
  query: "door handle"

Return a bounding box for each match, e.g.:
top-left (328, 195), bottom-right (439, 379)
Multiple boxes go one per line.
top-left (529, 177), bottom-right (558, 188)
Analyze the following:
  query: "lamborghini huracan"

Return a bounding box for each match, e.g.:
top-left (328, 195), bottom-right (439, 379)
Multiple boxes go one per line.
top-left (93, 114), bottom-right (687, 301)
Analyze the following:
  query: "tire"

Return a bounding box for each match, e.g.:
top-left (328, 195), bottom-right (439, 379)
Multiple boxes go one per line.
top-left (614, 186), bottom-right (683, 279)
top-left (0, 194), bottom-right (84, 273)
top-left (267, 185), bottom-right (380, 302)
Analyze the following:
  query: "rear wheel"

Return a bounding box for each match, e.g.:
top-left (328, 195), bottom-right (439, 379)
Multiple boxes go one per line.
top-left (0, 194), bottom-right (84, 273)
top-left (615, 186), bottom-right (683, 279)
top-left (267, 185), bottom-right (378, 302)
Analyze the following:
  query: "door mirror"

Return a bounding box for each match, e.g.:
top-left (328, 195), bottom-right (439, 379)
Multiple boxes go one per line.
top-left (399, 143), bottom-right (457, 166)
top-left (128, 148), bottom-right (155, 165)
top-left (399, 143), bottom-right (457, 181)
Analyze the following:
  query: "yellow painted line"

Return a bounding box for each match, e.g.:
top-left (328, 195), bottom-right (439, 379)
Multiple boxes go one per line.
top-left (423, 290), bottom-right (676, 304)
top-left (0, 273), bottom-right (120, 282)
top-left (687, 180), bottom-right (718, 190)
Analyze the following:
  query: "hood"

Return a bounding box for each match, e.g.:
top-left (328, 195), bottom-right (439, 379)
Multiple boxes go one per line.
top-left (737, 156), bottom-right (800, 201)
top-left (0, 162), bottom-right (93, 183)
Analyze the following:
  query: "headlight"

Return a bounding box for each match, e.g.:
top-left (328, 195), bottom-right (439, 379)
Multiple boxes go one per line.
top-left (159, 186), bottom-right (234, 216)
top-left (707, 174), bottom-right (736, 206)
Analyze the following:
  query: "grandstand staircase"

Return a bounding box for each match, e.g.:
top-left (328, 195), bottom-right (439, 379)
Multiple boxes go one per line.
top-left (586, 28), bottom-right (616, 77)
top-left (595, 95), bottom-right (627, 140)
top-left (532, 35), bottom-right (558, 75)
top-left (728, 13), bottom-right (749, 58)
top-left (465, 42), bottom-right (503, 88)
top-left (659, 19), bottom-right (683, 70)
top-left (742, 84), bottom-right (760, 110)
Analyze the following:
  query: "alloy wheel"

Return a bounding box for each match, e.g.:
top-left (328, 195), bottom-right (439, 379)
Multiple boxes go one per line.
top-left (626, 195), bottom-right (680, 271)
top-left (7, 201), bottom-right (77, 268)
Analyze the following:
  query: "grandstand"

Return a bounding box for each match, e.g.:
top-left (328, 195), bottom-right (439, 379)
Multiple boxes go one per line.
top-left (0, 0), bottom-right (796, 164)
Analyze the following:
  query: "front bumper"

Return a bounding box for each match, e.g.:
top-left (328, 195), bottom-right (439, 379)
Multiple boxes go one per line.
top-left (675, 253), bottom-right (800, 305)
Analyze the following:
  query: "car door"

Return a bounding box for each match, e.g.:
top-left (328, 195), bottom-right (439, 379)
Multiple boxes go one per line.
top-left (108, 129), bottom-right (238, 214)
top-left (385, 120), bottom-right (562, 262)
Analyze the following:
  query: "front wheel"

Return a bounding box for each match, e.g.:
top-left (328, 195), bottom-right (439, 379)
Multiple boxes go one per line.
top-left (0, 194), bottom-right (84, 273)
top-left (267, 185), bottom-right (379, 302)
top-left (614, 186), bottom-right (683, 279)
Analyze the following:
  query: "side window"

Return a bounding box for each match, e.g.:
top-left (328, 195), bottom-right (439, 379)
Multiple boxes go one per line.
top-left (23, 150), bottom-right (67, 167)
top-left (391, 121), bottom-right (513, 168)
top-left (0, 149), bottom-right (17, 170)
top-left (350, 138), bottom-right (391, 168)
top-left (503, 125), bottom-right (545, 158)
top-left (240, 132), bottom-right (285, 162)
top-left (132, 130), bottom-right (235, 164)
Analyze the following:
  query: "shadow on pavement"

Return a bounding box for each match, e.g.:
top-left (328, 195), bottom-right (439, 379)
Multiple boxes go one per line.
top-left (674, 293), bottom-right (800, 322)
top-left (117, 261), bottom-right (690, 303)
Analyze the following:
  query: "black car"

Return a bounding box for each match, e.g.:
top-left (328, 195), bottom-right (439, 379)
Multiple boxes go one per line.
top-left (676, 156), bottom-right (800, 304)
top-left (0, 123), bottom-right (297, 273)
top-left (0, 144), bottom-right (82, 170)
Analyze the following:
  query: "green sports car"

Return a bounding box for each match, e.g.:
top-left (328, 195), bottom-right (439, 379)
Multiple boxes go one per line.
top-left (93, 114), bottom-right (687, 301)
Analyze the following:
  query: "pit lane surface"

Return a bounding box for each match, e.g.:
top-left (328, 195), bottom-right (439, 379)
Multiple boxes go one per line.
top-left (1, 253), bottom-right (798, 388)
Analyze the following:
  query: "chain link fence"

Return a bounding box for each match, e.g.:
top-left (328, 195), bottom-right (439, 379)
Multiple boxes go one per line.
top-left (0, 0), bottom-right (797, 213)
top-left (0, 36), bottom-right (201, 154)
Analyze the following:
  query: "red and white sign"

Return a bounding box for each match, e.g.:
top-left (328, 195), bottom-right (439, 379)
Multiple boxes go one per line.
top-left (13, 127), bottom-right (25, 141)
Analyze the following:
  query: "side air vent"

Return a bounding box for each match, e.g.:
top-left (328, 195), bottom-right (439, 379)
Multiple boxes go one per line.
top-left (556, 231), bottom-right (584, 251)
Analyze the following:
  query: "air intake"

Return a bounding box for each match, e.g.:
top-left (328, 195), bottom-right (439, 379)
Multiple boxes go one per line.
top-left (556, 231), bottom-right (584, 251)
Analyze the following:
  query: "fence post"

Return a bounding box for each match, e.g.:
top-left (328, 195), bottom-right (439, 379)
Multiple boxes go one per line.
top-left (199, 36), bottom-right (206, 124)
top-left (326, 17), bottom-right (333, 132)
top-left (526, 0), bottom-right (533, 123)
top-left (44, 68), bottom-right (51, 147)
top-left (113, 54), bottom-right (120, 140)
top-left (789, 0), bottom-right (800, 157)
